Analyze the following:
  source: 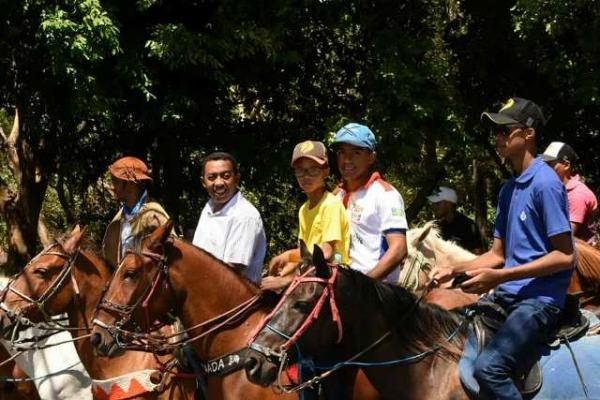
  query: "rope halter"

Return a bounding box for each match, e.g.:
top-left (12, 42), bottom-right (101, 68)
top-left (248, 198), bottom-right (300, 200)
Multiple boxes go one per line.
top-left (247, 264), bottom-right (343, 365)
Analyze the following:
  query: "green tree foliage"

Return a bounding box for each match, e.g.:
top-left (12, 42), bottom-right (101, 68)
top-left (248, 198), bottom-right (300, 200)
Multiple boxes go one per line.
top-left (1, 0), bottom-right (600, 269)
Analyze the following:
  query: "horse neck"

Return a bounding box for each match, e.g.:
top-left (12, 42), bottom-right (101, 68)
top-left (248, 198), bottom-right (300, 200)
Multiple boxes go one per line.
top-left (67, 250), bottom-right (112, 332)
top-left (336, 271), bottom-right (465, 399)
top-left (169, 240), bottom-right (265, 358)
top-left (426, 238), bottom-right (476, 266)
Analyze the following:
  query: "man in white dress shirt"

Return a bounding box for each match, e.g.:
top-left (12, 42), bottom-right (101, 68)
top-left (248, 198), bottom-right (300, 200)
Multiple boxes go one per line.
top-left (192, 152), bottom-right (267, 284)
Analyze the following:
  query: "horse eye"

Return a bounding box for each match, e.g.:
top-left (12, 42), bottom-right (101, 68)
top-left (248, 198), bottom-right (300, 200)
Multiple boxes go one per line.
top-left (293, 301), bottom-right (312, 313)
top-left (123, 270), bottom-right (139, 281)
top-left (34, 268), bottom-right (48, 277)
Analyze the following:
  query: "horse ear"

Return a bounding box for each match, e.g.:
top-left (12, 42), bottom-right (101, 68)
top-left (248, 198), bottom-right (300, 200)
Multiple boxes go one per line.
top-left (146, 220), bottom-right (174, 252)
top-left (312, 245), bottom-right (331, 279)
top-left (63, 225), bottom-right (86, 254)
top-left (299, 239), bottom-right (312, 266)
top-left (417, 221), bottom-right (434, 243)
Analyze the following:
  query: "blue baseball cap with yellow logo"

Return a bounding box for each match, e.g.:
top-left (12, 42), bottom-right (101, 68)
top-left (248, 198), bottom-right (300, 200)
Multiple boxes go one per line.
top-left (481, 97), bottom-right (546, 131)
top-left (333, 123), bottom-right (377, 151)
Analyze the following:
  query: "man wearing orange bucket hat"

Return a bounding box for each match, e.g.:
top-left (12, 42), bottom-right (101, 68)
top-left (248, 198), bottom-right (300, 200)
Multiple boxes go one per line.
top-left (102, 156), bottom-right (171, 267)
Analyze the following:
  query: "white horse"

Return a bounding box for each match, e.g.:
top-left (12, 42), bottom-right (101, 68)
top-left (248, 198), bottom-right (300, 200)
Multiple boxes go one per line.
top-left (0, 278), bottom-right (93, 399)
top-left (399, 221), bottom-right (476, 292)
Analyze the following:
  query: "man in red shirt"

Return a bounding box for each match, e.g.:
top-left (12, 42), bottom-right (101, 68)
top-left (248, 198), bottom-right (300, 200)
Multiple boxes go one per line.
top-left (542, 141), bottom-right (598, 245)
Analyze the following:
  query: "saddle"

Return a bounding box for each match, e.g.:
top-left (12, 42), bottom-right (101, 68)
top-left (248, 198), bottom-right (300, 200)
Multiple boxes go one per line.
top-left (459, 295), bottom-right (590, 399)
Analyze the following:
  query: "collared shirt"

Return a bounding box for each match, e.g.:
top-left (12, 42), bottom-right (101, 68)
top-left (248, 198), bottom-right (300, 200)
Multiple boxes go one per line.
top-left (120, 190), bottom-right (148, 256)
top-left (565, 174), bottom-right (598, 245)
top-left (336, 172), bottom-right (408, 283)
top-left (494, 156), bottom-right (573, 307)
top-left (299, 191), bottom-right (351, 264)
top-left (192, 191), bottom-right (267, 284)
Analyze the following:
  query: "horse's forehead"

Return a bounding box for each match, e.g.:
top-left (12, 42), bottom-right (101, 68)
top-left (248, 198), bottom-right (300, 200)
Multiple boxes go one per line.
top-left (123, 250), bottom-right (148, 266)
top-left (27, 254), bottom-right (66, 271)
top-left (407, 228), bottom-right (430, 248)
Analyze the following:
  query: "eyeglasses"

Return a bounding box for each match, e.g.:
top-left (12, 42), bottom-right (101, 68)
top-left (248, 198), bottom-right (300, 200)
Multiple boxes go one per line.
top-left (293, 166), bottom-right (324, 178)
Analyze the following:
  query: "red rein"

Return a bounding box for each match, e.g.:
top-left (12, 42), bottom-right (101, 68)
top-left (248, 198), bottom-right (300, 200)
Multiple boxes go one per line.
top-left (248, 265), bottom-right (343, 351)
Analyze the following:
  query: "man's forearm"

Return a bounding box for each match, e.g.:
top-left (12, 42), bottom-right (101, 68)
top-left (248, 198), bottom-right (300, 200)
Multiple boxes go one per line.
top-left (501, 250), bottom-right (574, 282)
top-left (367, 247), bottom-right (406, 280)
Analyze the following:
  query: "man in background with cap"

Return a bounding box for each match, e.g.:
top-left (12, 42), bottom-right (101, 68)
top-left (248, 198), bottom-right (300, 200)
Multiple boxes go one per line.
top-left (333, 122), bottom-right (408, 283)
top-left (433, 97), bottom-right (574, 400)
top-left (102, 156), bottom-right (171, 267)
top-left (193, 151), bottom-right (266, 284)
top-left (542, 141), bottom-right (598, 245)
top-left (428, 186), bottom-right (484, 254)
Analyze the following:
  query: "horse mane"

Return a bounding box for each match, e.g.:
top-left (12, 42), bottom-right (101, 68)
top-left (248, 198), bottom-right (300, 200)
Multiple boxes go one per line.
top-left (340, 268), bottom-right (463, 359)
top-left (128, 234), bottom-right (261, 291)
top-left (408, 223), bottom-right (475, 260)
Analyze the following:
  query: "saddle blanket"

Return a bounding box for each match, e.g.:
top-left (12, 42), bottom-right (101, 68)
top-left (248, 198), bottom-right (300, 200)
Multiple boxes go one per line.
top-left (92, 369), bottom-right (161, 400)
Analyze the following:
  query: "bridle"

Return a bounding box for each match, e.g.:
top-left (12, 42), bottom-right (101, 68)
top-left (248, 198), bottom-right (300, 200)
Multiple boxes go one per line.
top-left (247, 264), bottom-right (343, 365)
top-left (93, 248), bottom-right (170, 337)
top-left (0, 243), bottom-right (80, 334)
top-left (92, 243), bottom-right (264, 354)
top-left (399, 240), bottom-right (437, 293)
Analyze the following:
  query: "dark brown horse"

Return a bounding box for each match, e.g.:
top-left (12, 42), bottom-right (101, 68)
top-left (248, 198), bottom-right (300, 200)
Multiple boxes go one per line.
top-left (245, 243), bottom-right (600, 400)
top-left (0, 226), bottom-right (194, 399)
top-left (90, 221), bottom-right (380, 400)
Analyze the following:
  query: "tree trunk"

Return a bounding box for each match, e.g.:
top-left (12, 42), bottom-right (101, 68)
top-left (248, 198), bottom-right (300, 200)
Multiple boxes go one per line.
top-left (472, 159), bottom-right (489, 243)
top-left (0, 109), bottom-right (49, 273)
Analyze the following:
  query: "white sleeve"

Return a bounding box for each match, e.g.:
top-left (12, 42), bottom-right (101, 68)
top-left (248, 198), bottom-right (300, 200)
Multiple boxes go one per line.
top-left (378, 189), bottom-right (408, 233)
top-left (223, 216), bottom-right (264, 267)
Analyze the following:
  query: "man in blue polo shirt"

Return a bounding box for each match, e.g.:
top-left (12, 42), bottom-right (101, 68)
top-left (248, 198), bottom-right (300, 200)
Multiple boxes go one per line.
top-left (432, 97), bottom-right (575, 400)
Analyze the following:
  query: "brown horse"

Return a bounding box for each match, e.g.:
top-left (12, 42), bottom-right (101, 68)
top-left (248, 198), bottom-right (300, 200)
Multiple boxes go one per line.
top-left (90, 221), bottom-right (379, 400)
top-left (245, 243), bottom-right (600, 399)
top-left (0, 226), bottom-right (194, 399)
top-left (569, 238), bottom-right (600, 316)
top-left (0, 345), bottom-right (38, 400)
top-left (404, 222), bottom-right (600, 314)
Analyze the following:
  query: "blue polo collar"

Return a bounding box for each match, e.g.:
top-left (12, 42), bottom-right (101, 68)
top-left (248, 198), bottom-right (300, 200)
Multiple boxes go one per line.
top-left (515, 156), bottom-right (544, 184)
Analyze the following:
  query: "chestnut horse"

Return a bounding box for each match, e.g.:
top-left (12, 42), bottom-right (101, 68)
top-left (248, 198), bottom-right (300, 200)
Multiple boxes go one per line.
top-left (90, 221), bottom-right (379, 400)
top-left (245, 244), bottom-right (600, 399)
top-left (404, 222), bottom-right (600, 314)
top-left (0, 226), bottom-right (194, 399)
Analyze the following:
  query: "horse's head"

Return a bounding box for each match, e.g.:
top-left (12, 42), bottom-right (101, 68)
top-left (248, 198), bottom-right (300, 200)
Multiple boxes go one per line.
top-left (0, 226), bottom-right (85, 338)
top-left (245, 241), bottom-right (342, 387)
top-left (398, 221), bottom-right (439, 292)
top-left (91, 220), bottom-right (176, 358)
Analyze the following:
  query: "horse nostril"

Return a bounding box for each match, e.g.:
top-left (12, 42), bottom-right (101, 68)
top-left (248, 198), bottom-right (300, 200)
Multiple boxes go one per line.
top-left (244, 356), bottom-right (259, 374)
top-left (90, 332), bottom-right (102, 347)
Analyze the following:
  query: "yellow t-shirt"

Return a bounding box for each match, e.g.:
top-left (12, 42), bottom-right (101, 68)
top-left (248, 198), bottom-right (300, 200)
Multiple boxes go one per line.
top-left (298, 191), bottom-right (351, 264)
